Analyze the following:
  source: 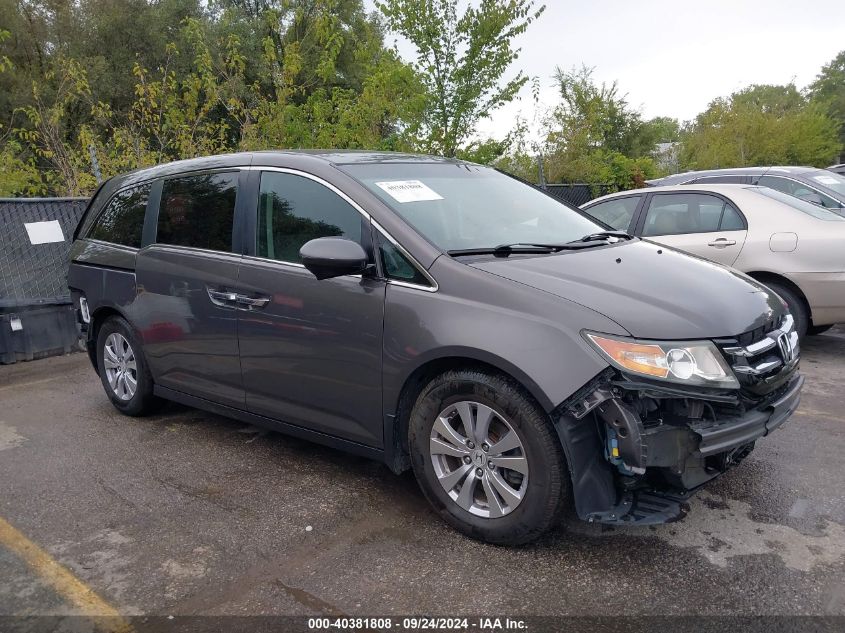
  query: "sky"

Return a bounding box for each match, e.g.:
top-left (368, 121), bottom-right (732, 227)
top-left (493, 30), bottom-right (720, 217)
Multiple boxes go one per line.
top-left (368, 0), bottom-right (845, 140)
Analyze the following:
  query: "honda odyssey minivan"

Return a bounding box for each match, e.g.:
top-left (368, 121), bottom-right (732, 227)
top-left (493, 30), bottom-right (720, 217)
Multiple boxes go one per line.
top-left (69, 151), bottom-right (803, 544)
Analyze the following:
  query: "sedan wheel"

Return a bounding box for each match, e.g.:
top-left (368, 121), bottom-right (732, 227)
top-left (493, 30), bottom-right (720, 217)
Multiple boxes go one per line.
top-left (103, 332), bottom-right (137, 401)
top-left (430, 401), bottom-right (529, 518)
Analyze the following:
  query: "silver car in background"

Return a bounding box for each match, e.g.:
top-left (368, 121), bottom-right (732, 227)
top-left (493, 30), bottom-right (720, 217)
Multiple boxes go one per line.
top-left (646, 166), bottom-right (845, 215)
top-left (582, 184), bottom-right (845, 337)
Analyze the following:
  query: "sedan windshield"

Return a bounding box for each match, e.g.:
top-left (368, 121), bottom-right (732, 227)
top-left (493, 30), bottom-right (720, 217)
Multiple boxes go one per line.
top-left (341, 163), bottom-right (603, 252)
top-left (803, 169), bottom-right (845, 196)
top-left (755, 187), bottom-right (845, 221)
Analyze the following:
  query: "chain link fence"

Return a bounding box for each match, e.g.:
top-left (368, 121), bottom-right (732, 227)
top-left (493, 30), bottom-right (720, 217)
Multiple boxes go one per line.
top-left (540, 183), bottom-right (614, 207)
top-left (0, 198), bottom-right (89, 363)
top-left (0, 198), bottom-right (89, 308)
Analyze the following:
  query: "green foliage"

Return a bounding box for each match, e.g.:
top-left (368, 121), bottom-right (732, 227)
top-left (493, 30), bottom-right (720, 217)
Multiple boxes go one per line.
top-left (0, 0), bottom-right (432, 195)
top-left (681, 83), bottom-right (841, 169)
top-left (3, 2), bottom-right (838, 198)
top-left (0, 140), bottom-right (45, 196)
top-left (808, 50), bottom-right (845, 162)
top-left (376, 0), bottom-right (544, 157)
top-left (551, 65), bottom-right (644, 158)
top-left (502, 66), bottom-right (665, 190)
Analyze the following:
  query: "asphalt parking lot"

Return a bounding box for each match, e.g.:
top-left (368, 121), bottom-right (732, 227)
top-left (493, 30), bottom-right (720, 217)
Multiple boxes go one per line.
top-left (1, 328), bottom-right (845, 623)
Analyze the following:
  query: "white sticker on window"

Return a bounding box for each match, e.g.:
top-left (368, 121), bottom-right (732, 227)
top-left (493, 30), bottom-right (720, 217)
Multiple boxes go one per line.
top-left (813, 175), bottom-right (840, 186)
top-left (24, 220), bottom-right (65, 245)
top-left (375, 180), bottom-right (443, 203)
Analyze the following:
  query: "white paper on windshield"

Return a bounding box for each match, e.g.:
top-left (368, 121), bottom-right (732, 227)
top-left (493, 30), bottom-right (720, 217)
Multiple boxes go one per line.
top-left (375, 180), bottom-right (443, 203)
top-left (813, 175), bottom-right (840, 186)
top-left (24, 220), bottom-right (65, 245)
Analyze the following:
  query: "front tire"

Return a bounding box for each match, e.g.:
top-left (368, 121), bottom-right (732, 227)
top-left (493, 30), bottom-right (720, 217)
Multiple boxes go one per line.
top-left (96, 316), bottom-right (162, 416)
top-left (408, 369), bottom-right (569, 545)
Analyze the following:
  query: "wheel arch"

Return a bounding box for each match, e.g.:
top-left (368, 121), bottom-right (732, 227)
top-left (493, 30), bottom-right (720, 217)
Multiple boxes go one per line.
top-left (384, 352), bottom-right (554, 474)
top-left (87, 306), bottom-right (131, 373)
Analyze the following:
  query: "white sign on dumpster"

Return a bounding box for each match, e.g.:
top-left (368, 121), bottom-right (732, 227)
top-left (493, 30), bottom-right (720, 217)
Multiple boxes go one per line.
top-left (24, 220), bottom-right (65, 245)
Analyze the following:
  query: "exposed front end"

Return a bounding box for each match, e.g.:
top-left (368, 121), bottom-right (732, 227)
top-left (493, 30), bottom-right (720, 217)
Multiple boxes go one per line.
top-left (556, 314), bottom-right (802, 524)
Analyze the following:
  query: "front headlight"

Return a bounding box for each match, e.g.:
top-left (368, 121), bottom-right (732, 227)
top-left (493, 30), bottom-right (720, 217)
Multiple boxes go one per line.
top-left (584, 332), bottom-right (739, 389)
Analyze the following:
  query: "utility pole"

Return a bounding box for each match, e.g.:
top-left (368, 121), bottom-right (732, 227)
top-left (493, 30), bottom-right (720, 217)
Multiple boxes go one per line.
top-left (88, 143), bottom-right (102, 185)
top-left (536, 153), bottom-right (546, 189)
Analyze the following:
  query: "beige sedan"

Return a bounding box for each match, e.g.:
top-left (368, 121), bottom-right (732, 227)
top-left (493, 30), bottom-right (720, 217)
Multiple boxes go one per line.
top-left (581, 184), bottom-right (845, 337)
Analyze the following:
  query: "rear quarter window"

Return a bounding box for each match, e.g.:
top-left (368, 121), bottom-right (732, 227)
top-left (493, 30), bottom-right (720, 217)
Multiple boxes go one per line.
top-left (87, 183), bottom-right (151, 248)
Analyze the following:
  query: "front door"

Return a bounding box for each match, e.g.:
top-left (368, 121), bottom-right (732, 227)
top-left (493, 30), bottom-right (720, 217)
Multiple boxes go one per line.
top-left (638, 192), bottom-right (747, 266)
top-left (134, 171), bottom-right (244, 407)
top-left (236, 170), bottom-right (386, 447)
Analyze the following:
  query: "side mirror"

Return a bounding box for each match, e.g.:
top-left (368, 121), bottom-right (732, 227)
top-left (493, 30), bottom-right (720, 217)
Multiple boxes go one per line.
top-left (797, 191), bottom-right (824, 206)
top-left (299, 237), bottom-right (369, 280)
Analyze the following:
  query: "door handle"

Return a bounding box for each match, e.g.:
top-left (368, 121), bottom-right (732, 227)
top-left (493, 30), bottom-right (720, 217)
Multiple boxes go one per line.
top-left (707, 238), bottom-right (736, 248)
top-left (206, 288), bottom-right (239, 307)
top-left (236, 295), bottom-right (270, 310)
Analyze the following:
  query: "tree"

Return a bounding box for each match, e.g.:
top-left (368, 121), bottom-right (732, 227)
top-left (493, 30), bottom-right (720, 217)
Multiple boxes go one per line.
top-left (681, 84), bottom-right (840, 169)
top-left (0, 0), bottom-right (425, 195)
top-left (537, 66), bottom-right (662, 188)
top-left (376, 0), bottom-right (544, 157)
top-left (809, 50), bottom-right (845, 162)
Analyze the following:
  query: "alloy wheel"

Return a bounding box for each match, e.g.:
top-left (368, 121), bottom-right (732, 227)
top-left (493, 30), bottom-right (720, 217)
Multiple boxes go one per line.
top-left (429, 401), bottom-right (529, 518)
top-left (103, 332), bottom-right (137, 401)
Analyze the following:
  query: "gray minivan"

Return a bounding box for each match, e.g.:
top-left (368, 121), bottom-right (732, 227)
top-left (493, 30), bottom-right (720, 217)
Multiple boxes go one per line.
top-left (68, 151), bottom-right (803, 544)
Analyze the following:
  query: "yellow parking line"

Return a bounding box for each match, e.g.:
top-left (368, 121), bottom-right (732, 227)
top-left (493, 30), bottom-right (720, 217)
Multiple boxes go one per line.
top-left (0, 516), bottom-right (133, 632)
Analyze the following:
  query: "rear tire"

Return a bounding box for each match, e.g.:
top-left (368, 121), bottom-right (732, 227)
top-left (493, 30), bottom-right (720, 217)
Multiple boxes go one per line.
top-left (96, 315), bottom-right (163, 416)
top-left (765, 282), bottom-right (808, 339)
top-left (807, 324), bottom-right (834, 336)
top-left (408, 369), bottom-right (569, 545)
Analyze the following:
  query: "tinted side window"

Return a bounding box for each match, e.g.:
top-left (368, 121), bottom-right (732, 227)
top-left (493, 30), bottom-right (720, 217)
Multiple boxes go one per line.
top-left (258, 172), bottom-right (363, 263)
top-left (583, 196), bottom-right (639, 231)
top-left (157, 172), bottom-right (238, 252)
top-left (376, 232), bottom-right (430, 286)
top-left (642, 193), bottom-right (732, 236)
top-left (88, 183), bottom-right (151, 248)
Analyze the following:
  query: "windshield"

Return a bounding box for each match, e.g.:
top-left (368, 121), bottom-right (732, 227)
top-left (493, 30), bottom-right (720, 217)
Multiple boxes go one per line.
top-left (803, 169), bottom-right (845, 196)
top-left (341, 163), bottom-right (603, 252)
top-left (754, 186), bottom-right (845, 221)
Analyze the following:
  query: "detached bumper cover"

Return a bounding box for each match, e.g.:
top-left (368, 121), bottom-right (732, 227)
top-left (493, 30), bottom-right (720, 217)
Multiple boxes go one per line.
top-left (555, 371), bottom-right (804, 526)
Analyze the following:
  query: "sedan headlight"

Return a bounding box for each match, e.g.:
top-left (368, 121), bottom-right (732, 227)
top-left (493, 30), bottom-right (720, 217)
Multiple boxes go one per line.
top-left (584, 332), bottom-right (739, 389)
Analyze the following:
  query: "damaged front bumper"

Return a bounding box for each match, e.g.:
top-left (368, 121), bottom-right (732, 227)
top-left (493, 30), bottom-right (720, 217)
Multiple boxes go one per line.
top-left (553, 368), bottom-right (803, 525)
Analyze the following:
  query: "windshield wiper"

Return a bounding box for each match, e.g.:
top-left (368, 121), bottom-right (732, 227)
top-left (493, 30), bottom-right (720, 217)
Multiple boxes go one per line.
top-left (447, 244), bottom-right (557, 257)
top-left (447, 233), bottom-right (635, 257)
top-left (572, 231), bottom-right (634, 243)
top-left (447, 235), bottom-right (635, 257)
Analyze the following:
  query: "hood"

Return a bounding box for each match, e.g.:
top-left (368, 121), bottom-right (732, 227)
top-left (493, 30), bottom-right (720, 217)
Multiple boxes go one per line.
top-left (471, 240), bottom-right (784, 340)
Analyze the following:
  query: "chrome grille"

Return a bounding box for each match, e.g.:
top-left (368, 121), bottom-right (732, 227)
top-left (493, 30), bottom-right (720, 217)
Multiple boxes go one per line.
top-left (721, 314), bottom-right (800, 397)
